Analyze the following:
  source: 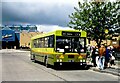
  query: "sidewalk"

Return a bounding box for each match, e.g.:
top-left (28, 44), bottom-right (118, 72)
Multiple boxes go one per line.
top-left (90, 61), bottom-right (120, 76)
top-left (0, 49), bottom-right (30, 53)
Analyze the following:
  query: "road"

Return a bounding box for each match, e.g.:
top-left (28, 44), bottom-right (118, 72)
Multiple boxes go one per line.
top-left (0, 49), bottom-right (119, 82)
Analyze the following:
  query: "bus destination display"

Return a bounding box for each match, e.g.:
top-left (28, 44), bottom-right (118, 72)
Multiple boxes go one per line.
top-left (62, 31), bottom-right (81, 36)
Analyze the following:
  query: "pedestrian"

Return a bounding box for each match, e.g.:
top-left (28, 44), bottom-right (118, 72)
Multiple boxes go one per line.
top-left (86, 44), bottom-right (91, 58)
top-left (98, 44), bottom-right (106, 70)
top-left (92, 45), bottom-right (99, 67)
top-left (109, 47), bottom-right (116, 66)
top-left (92, 46), bottom-right (96, 66)
top-left (105, 46), bottom-right (111, 68)
top-left (95, 45), bottom-right (99, 68)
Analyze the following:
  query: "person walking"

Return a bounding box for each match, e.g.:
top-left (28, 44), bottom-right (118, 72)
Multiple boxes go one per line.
top-left (92, 46), bottom-right (96, 67)
top-left (109, 46), bottom-right (116, 66)
top-left (95, 45), bottom-right (99, 68)
top-left (86, 45), bottom-right (91, 58)
top-left (92, 45), bottom-right (99, 67)
top-left (105, 46), bottom-right (111, 68)
top-left (98, 44), bottom-right (106, 70)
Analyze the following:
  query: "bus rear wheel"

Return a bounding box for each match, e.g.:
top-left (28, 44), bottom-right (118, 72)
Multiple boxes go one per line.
top-left (30, 53), bottom-right (34, 60)
top-left (44, 55), bottom-right (48, 67)
top-left (32, 54), bottom-right (36, 63)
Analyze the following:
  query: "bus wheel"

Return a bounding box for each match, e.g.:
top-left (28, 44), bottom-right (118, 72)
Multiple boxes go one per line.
top-left (44, 55), bottom-right (48, 67)
top-left (32, 55), bottom-right (37, 63)
top-left (30, 53), bottom-right (34, 60)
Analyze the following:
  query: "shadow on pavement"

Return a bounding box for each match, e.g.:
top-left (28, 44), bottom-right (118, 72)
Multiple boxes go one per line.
top-left (33, 60), bottom-right (91, 71)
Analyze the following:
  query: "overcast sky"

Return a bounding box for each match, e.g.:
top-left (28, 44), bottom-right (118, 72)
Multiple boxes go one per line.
top-left (1, 0), bottom-right (116, 32)
top-left (2, 0), bottom-right (80, 32)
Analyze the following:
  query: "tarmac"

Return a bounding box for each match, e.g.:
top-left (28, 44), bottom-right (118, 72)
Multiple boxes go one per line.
top-left (90, 60), bottom-right (120, 76)
top-left (1, 49), bottom-right (120, 77)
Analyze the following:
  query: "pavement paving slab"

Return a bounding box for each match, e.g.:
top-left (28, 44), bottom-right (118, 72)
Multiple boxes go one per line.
top-left (90, 66), bottom-right (120, 76)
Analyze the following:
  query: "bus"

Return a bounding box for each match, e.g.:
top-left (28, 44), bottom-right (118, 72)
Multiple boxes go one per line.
top-left (30, 30), bottom-right (87, 68)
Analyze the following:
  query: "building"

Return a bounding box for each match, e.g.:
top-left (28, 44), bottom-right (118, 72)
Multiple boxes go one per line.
top-left (87, 34), bottom-right (120, 49)
top-left (6, 25), bottom-right (37, 32)
top-left (20, 31), bottom-right (42, 48)
top-left (0, 27), bottom-right (20, 49)
top-left (0, 25), bottom-right (42, 49)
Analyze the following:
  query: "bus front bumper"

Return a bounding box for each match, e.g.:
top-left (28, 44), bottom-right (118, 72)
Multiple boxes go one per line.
top-left (54, 62), bottom-right (87, 68)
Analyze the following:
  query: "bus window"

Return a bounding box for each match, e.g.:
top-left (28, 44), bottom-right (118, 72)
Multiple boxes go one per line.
top-left (56, 36), bottom-right (86, 53)
top-left (45, 37), bottom-right (48, 47)
top-left (48, 35), bottom-right (54, 48)
top-left (79, 38), bottom-right (86, 53)
top-left (37, 38), bottom-right (42, 48)
top-left (41, 38), bottom-right (45, 48)
top-left (33, 39), bottom-right (37, 48)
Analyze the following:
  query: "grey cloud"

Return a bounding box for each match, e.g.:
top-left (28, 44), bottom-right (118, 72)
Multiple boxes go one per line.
top-left (2, 2), bottom-right (76, 26)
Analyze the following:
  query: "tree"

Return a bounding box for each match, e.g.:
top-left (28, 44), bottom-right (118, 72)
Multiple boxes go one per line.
top-left (68, 1), bottom-right (119, 47)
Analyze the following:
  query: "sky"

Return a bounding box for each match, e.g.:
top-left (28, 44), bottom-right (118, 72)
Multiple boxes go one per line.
top-left (1, 0), bottom-right (116, 32)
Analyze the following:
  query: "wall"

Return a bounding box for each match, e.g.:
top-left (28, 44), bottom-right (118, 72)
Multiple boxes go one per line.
top-left (20, 31), bottom-right (42, 47)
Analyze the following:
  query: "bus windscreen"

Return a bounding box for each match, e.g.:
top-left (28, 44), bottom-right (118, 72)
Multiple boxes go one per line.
top-left (56, 36), bottom-right (86, 53)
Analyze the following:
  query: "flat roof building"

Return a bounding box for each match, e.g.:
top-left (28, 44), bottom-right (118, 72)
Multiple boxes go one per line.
top-left (0, 25), bottom-right (43, 49)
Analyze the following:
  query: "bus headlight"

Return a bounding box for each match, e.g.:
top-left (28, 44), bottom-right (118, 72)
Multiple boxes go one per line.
top-left (57, 59), bottom-right (59, 62)
top-left (83, 60), bottom-right (86, 62)
top-left (80, 60), bottom-right (82, 62)
top-left (60, 59), bottom-right (62, 62)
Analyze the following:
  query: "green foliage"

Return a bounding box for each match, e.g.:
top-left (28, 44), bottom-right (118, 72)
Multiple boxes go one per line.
top-left (68, 1), bottom-right (119, 46)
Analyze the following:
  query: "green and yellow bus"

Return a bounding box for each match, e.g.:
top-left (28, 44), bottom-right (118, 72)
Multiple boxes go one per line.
top-left (30, 30), bottom-right (87, 68)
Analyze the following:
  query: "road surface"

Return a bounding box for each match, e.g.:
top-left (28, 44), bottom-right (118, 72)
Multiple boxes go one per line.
top-left (0, 49), bottom-right (119, 82)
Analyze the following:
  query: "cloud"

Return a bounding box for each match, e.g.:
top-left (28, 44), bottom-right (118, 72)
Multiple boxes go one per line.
top-left (2, 0), bottom-right (78, 26)
top-left (36, 24), bottom-right (74, 32)
top-left (2, 0), bottom-right (81, 4)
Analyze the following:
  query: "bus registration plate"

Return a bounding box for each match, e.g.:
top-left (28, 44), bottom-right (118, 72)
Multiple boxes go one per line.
top-left (68, 60), bottom-right (74, 62)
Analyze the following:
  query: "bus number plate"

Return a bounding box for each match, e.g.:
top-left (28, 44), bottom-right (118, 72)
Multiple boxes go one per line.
top-left (68, 60), bottom-right (74, 62)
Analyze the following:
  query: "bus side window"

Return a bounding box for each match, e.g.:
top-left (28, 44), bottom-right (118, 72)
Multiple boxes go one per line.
top-left (48, 36), bottom-right (50, 47)
top-left (41, 38), bottom-right (45, 48)
top-left (39, 38), bottom-right (42, 48)
top-left (45, 37), bottom-right (48, 47)
top-left (33, 40), bottom-right (35, 48)
top-left (37, 38), bottom-right (40, 48)
top-left (34, 43), bottom-right (36, 48)
top-left (48, 35), bottom-right (54, 48)
top-left (34, 39), bottom-right (38, 48)
top-left (36, 39), bottom-right (39, 48)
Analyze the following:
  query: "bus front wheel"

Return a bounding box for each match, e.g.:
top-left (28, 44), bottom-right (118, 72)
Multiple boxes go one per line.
top-left (32, 54), bottom-right (36, 63)
top-left (30, 53), bottom-right (34, 60)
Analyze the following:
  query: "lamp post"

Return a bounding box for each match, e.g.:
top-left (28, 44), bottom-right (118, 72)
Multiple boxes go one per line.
top-left (105, 29), bottom-right (109, 46)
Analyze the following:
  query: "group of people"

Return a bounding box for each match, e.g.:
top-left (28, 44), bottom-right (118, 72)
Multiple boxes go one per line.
top-left (87, 44), bottom-right (116, 70)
